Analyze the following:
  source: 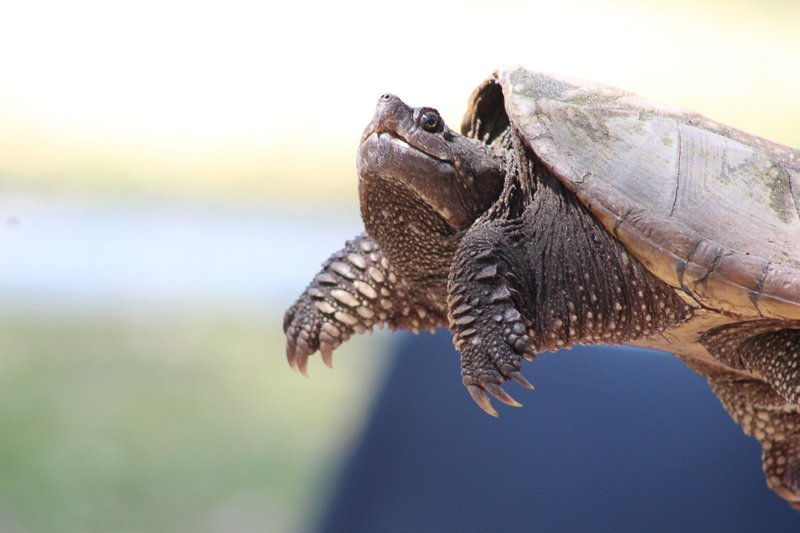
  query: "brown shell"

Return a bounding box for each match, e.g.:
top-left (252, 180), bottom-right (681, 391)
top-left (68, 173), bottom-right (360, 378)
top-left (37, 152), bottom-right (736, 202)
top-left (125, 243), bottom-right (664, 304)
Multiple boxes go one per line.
top-left (469, 67), bottom-right (800, 320)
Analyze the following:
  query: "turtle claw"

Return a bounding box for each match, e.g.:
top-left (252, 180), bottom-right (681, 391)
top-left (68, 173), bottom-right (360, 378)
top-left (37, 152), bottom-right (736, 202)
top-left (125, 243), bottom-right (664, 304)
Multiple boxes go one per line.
top-left (468, 384), bottom-right (498, 417)
top-left (320, 340), bottom-right (334, 369)
top-left (520, 345), bottom-right (538, 361)
top-left (290, 331), bottom-right (313, 377)
top-left (508, 370), bottom-right (534, 389)
top-left (285, 323), bottom-right (330, 376)
top-left (286, 339), bottom-right (299, 372)
top-left (295, 347), bottom-right (310, 378)
top-left (485, 381), bottom-right (522, 407)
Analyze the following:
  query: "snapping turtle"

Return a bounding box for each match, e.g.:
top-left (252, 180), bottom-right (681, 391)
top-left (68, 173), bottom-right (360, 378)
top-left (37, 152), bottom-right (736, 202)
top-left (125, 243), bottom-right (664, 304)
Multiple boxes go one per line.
top-left (284, 67), bottom-right (800, 508)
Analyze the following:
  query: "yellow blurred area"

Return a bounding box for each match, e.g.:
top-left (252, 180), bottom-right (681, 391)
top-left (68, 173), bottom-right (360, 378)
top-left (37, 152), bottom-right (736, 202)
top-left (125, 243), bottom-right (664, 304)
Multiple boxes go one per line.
top-left (1, 0), bottom-right (799, 202)
top-left (0, 119), bottom-right (357, 200)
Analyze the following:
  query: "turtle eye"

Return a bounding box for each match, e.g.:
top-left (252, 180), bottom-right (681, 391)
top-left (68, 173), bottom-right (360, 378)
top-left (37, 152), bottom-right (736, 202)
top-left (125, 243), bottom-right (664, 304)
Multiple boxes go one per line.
top-left (419, 110), bottom-right (442, 133)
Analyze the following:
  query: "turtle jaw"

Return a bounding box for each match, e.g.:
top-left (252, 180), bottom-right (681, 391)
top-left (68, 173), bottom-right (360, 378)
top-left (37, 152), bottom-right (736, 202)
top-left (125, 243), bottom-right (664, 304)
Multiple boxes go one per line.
top-left (359, 93), bottom-right (453, 162)
top-left (357, 130), bottom-right (476, 231)
top-left (357, 130), bottom-right (469, 292)
top-left (357, 93), bottom-right (506, 232)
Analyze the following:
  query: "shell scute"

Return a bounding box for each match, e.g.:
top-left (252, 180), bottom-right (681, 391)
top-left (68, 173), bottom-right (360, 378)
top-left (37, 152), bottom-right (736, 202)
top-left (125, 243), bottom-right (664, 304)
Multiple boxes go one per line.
top-left (490, 67), bottom-right (800, 320)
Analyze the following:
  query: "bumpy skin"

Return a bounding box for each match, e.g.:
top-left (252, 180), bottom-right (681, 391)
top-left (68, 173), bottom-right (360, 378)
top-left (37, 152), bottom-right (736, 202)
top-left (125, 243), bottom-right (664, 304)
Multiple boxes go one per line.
top-left (448, 155), bottom-right (693, 415)
top-left (680, 355), bottom-right (800, 511)
top-left (284, 233), bottom-right (447, 375)
top-left (284, 75), bottom-right (800, 510)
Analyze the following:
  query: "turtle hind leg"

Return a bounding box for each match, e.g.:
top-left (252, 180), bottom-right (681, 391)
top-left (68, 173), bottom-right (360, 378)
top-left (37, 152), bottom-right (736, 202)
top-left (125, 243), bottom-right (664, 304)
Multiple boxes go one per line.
top-left (764, 414), bottom-right (800, 511)
top-left (700, 320), bottom-right (800, 509)
top-left (679, 355), bottom-right (800, 510)
top-left (742, 405), bottom-right (800, 511)
top-left (716, 372), bottom-right (800, 511)
top-left (701, 320), bottom-right (800, 406)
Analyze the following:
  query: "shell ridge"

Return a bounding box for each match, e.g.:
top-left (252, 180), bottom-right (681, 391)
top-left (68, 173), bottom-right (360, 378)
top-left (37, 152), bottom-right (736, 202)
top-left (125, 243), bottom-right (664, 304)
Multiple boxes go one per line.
top-left (670, 124), bottom-right (683, 217)
top-left (789, 168), bottom-right (800, 224)
top-left (749, 260), bottom-right (771, 317)
top-left (677, 237), bottom-right (702, 291)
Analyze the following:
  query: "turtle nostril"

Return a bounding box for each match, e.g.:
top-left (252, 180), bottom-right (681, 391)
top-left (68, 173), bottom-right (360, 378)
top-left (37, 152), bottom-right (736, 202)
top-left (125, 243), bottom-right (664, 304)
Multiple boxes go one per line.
top-left (380, 93), bottom-right (393, 101)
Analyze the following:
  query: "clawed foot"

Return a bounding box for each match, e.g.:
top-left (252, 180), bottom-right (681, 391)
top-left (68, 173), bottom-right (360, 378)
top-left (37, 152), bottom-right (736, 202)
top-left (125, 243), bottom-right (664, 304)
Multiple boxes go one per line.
top-left (284, 233), bottom-right (446, 376)
top-left (449, 272), bottom-right (536, 417)
top-left (284, 292), bottom-right (351, 376)
top-left (283, 234), bottom-right (390, 376)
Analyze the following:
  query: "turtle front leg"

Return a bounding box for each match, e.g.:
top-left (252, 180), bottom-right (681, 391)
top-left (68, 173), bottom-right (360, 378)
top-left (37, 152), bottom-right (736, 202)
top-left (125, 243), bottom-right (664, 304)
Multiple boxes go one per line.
top-left (284, 233), bottom-right (446, 375)
top-left (448, 220), bottom-right (536, 416)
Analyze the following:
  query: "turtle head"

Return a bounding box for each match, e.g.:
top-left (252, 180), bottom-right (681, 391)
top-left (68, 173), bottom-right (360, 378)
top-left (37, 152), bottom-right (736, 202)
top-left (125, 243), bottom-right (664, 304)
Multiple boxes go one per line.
top-left (357, 94), bottom-right (505, 235)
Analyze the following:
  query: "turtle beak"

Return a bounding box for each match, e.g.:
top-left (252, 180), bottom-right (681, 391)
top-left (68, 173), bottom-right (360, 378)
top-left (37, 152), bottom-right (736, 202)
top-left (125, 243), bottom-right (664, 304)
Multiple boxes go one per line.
top-left (359, 94), bottom-right (413, 145)
top-left (356, 93), bottom-right (505, 232)
top-left (360, 94), bottom-right (451, 162)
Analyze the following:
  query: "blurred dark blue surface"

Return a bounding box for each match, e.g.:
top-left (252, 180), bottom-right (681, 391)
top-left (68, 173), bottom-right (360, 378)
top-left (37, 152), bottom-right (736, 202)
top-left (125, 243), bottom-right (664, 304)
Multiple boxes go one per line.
top-left (317, 330), bottom-right (800, 532)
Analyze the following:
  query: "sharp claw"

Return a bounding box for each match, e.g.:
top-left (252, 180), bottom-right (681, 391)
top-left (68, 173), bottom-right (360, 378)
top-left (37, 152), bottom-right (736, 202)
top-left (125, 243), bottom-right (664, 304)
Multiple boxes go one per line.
top-left (295, 337), bottom-right (311, 377)
top-left (320, 340), bottom-right (333, 369)
top-left (467, 385), bottom-right (498, 417)
top-left (296, 351), bottom-right (310, 377)
top-left (485, 382), bottom-right (522, 407)
top-left (286, 341), bottom-right (299, 372)
top-left (520, 345), bottom-right (538, 360)
top-left (508, 371), bottom-right (534, 389)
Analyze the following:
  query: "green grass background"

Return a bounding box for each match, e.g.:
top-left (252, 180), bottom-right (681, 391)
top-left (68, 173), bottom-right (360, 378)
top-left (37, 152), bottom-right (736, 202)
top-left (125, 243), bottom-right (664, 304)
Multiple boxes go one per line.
top-left (0, 314), bottom-right (389, 532)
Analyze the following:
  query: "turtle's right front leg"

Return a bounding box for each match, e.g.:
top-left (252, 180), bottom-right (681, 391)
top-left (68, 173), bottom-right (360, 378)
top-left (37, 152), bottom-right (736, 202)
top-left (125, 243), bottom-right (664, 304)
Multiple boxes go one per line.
top-left (284, 232), bottom-right (446, 375)
top-left (448, 220), bottom-right (537, 416)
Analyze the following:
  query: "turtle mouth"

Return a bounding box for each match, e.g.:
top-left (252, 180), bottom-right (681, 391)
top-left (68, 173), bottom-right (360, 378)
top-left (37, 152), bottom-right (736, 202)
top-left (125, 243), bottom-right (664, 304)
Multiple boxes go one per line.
top-left (386, 132), bottom-right (453, 168)
top-left (357, 130), bottom-right (458, 179)
top-left (357, 130), bottom-right (474, 230)
top-left (374, 130), bottom-right (420, 156)
top-left (362, 128), bottom-right (454, 166)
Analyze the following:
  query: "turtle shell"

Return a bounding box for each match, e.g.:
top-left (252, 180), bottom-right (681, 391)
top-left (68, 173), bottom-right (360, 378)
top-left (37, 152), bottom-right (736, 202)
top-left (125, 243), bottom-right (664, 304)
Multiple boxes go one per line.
top-left (464, 67), bottom-right (800, 321)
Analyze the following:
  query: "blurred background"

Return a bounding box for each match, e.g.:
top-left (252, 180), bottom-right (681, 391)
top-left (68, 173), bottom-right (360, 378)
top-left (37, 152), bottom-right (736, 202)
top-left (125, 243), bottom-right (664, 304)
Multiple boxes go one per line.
top-left (1, 0), bottom-right (799, 531)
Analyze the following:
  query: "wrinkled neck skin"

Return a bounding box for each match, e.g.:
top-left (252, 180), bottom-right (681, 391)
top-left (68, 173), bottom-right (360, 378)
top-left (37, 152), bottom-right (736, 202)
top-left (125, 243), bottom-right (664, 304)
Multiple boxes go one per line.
top-left (359, 175), bottom-right (465, 299)
top-left (357, 95), bottom-right (505, 300)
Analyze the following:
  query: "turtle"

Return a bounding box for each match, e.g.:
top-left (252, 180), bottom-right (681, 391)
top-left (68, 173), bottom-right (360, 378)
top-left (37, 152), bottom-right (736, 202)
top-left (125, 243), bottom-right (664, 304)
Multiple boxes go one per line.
top-left (283, 67), bottom-right (800, 509)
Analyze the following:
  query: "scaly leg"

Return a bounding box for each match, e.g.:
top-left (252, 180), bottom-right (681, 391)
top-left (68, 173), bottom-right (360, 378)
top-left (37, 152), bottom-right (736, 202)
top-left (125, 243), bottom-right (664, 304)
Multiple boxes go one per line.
top-left (448, 220), bottom-right (535, 416)
top-left (284, 233), bottom-right (447, 375)
top-left (680, 355), bottom-right (800, 510)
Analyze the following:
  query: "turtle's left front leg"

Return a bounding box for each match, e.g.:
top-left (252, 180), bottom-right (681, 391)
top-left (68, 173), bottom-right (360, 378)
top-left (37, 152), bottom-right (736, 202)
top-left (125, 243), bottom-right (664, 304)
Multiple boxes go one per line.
top-left (284, 232), bottom-right (447, 375)
top-left (448, 218), bottom-right (536, 416)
